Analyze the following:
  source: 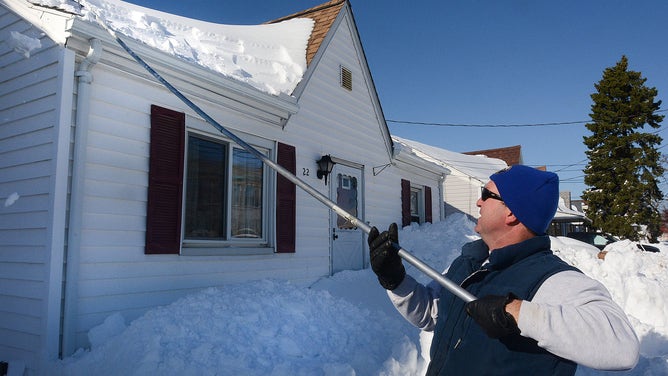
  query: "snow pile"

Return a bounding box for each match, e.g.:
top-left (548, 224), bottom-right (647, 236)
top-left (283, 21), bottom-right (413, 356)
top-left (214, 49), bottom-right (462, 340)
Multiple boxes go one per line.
top-left (51, 214), bottom-right (668, 375)
top-left (55, 278), bottom-right (422, 376)
top-left (553, 237), bottom-right (668, 364)
top-left (29, 0), bottom-right (314, 95)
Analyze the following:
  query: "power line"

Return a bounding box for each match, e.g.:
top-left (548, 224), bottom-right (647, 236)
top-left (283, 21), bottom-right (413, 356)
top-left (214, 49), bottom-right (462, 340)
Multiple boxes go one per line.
top-left (386, 119), bottom-right (587, 127)
top-left (559, 175), bottom-right (586, 182)
top-left (551, 158), bottom-right (588, 173)
top-left (387, 109), bottom-right (668, 128)
top-left (553, 168), bottom-right (587, 173)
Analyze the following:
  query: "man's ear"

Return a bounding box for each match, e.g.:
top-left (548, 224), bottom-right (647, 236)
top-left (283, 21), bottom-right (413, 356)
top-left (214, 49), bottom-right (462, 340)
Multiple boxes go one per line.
top-left (505, 210), bottom-right (521, 226)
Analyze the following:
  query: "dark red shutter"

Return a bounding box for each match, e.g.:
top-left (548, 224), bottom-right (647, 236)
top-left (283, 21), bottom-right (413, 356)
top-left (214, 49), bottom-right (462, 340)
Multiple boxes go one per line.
top-left (145, 105), bottom-right (185, 254)
top-left (401, 179), bottom-right (411, 227)
top-left (424, 186), bottom-right (433, 223)
top-left (276, 143), bottom-right (296, 253)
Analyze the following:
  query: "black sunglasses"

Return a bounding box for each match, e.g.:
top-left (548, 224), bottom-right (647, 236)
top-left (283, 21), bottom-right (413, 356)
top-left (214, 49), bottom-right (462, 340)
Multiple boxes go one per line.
top-left (481, 187), bottom-right (503, 202)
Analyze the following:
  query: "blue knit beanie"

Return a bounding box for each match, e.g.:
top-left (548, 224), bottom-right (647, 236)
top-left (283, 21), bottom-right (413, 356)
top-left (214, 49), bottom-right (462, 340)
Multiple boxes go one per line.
top-left (489, 165), bottom-right (559, 235)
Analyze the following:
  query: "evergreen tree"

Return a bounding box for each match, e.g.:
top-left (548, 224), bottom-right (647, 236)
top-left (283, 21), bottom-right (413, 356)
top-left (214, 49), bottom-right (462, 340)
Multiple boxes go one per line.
top-left (582, 56), bottom-right (664, 241)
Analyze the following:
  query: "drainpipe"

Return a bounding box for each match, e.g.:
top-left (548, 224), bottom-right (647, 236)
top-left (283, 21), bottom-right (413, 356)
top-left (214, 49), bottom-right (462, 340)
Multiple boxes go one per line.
top-left (439, 173), bottom-right (446, 221)
top-left (61, 38), bottom-right (102, 357)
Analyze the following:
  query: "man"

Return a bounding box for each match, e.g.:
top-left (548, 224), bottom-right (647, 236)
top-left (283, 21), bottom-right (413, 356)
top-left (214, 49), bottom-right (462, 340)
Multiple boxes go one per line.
top-left (368, 165), bottom-right (639, 375)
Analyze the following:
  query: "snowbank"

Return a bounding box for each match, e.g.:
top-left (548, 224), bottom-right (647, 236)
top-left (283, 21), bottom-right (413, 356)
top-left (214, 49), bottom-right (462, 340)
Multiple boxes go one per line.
top-left (51, 214), bottom-right (668, 375)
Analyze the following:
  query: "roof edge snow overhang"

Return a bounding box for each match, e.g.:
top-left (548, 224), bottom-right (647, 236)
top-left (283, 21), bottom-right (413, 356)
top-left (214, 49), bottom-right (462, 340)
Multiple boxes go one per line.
top-left (392, 136), bottom-right (509, 185)
top-left (3, 0), bottom-right (301, 126)
top-left (66, 18), bottom-right (300, 127)
top-left (392, 144), bottom-right (451, 179)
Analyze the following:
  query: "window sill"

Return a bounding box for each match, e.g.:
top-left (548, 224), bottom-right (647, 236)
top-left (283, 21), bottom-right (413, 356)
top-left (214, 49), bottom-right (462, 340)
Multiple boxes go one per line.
top-left (181, 245), bottom-right (274, 256)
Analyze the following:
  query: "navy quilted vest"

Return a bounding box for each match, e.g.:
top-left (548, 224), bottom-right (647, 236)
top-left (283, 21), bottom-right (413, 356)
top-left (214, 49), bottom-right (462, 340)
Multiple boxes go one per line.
top-left (426, 236), bottom-right (579, 376)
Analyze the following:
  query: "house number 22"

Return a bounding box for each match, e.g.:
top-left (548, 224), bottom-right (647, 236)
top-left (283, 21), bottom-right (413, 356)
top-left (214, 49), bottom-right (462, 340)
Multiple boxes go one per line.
top-left (302, 168), bottom-right (310, 176)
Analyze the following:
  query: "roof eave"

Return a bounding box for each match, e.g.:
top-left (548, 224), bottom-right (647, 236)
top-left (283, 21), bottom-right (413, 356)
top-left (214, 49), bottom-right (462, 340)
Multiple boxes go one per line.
top-left (68, 17), bottom-right (300, 126)
top-left (3, 0), bottom-right (75, 44)
top-left (393, 146), bottom-right (451, 177)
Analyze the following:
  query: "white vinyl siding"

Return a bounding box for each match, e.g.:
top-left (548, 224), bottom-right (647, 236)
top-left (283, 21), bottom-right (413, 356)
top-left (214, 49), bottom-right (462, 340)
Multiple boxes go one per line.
top-left (444, 173), bottom-right (483, 219)
top-left (0, 7), bottom-right (74, 374)
top-left (64, 53), bottom-right (331, 350)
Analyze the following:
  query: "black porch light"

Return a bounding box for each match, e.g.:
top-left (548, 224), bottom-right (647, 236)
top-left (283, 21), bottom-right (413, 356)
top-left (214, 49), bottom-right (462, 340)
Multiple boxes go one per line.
top-left (316, 155), bottom-right (336, 185)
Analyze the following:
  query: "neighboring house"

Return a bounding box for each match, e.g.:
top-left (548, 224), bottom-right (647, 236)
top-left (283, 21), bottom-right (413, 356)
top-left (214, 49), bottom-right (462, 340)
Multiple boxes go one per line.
top-left (549, 192), bottom-right (589, 236)
top-left (549, 197), bottom-right (590, 236)
top-left (394, 138), bottom-right (589, 232)
top-left (0, 0), bottom-right (444, 373)
top-left (390, 138), bottom-right (449, 226)
top-left (392, 136), bottom-right (507, 219)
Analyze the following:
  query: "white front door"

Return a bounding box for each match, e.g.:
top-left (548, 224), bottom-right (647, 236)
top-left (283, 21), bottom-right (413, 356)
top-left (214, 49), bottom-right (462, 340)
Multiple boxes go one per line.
top-left (330, 164), bottom-right (364, 274)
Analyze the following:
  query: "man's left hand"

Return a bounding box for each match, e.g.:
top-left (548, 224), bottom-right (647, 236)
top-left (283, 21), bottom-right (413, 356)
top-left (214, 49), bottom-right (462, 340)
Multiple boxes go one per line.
top-left (465, 293), bottom-right (520, 339)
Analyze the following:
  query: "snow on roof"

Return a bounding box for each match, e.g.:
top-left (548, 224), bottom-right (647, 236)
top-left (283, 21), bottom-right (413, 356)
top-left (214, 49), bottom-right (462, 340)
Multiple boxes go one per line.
top-left (28, 0), bottom-right (314, 95)
top-left (392, 136), bottom-right (508, 182)
top-left (554, 197), bottom-right (588, 220)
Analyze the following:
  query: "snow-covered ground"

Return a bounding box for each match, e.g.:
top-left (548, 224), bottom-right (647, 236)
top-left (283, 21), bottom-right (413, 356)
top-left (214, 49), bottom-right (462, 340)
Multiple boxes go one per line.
top-left (51, 213), bottom-right (668, 375)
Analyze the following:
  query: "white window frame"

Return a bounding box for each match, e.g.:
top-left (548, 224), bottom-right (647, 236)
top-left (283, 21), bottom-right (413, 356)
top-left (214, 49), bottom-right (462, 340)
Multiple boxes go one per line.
top-left (410, 185), bottom-right (425, 224)
top-left (181, 129), bottom-right (275, 256)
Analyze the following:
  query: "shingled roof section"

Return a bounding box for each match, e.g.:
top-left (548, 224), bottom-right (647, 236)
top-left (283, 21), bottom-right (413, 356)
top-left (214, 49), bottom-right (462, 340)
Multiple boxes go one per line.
top-left (267, 0), bottom-right (346, 66)
top-left (463, 145), bottom-right (524, 166)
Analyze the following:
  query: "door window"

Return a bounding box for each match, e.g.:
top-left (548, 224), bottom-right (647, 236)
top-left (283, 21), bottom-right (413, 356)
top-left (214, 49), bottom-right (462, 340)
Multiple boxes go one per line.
top-left (336, 173), bottom-right (358, 229)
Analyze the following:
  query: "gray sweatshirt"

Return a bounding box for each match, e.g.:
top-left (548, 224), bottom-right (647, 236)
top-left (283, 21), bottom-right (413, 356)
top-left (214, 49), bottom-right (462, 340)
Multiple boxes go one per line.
top-left (388, 270), bottom-right (640, 370)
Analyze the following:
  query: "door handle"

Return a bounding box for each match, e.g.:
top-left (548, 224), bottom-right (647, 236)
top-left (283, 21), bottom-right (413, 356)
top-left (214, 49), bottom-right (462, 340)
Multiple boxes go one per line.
top-left (332, 228), bottom-right (339, 240)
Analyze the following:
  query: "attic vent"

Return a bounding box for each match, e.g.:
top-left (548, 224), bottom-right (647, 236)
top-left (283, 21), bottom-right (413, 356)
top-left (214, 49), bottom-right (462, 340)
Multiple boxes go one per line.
top-left (340, 66), bottom-right (352, 91)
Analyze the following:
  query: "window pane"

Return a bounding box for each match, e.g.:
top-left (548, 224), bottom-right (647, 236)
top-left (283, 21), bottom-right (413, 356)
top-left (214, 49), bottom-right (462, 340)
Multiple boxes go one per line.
top-left (185, 136), bottom-right (226, 240)
top-left (410, 190), bottom-right (419, 216)
top-left (336, 173), bottom-right (358, 229)
top-left (410, 189), bottom-right (421, 223)
top-left (231, 149), bottom-right (263, 238)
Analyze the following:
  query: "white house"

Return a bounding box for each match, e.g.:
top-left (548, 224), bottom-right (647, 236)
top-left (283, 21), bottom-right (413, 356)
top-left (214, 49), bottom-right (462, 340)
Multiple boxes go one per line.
top-left (392, 136), bottom-right (508, 219)
top-left (393, 137), bottom-right (589, 234)
top-left (0, 0), bottom-right (444, 373)
top-left (550, 197), bottom-right (590, 236)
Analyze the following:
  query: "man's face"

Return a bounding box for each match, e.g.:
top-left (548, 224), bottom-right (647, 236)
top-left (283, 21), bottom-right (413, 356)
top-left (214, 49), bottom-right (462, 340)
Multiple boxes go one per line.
top-left (474, 181), bottom-right (508, 237)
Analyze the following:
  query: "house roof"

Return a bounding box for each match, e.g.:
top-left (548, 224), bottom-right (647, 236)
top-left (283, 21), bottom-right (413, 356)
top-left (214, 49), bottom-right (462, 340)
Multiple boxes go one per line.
top-left (269, 0), bottom-right (394, 160)
top-left (267, 0), bottom-right (346, 66)
top-left (393, 136), bottom-right (508, 183)
top-left (463, 145), bottom-right (523, 166)
top-left (6, 0), bottom-right (317, 96)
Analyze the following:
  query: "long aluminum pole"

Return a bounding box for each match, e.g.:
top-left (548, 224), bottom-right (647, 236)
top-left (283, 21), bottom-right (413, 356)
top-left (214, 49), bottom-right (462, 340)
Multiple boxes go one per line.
top-left (99, 19), bottom-right (476, 303)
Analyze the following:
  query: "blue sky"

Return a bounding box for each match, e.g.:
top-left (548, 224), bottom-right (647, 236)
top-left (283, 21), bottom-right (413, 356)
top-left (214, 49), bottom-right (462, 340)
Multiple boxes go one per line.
top-left (125, 0), bottom-right (668, 201)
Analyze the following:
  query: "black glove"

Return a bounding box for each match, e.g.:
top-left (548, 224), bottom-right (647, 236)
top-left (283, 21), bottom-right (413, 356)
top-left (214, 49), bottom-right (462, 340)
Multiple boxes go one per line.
top-left (368, 223), bottom-right (405, 290)
top-left (465, 293), bottom-right (520, 339)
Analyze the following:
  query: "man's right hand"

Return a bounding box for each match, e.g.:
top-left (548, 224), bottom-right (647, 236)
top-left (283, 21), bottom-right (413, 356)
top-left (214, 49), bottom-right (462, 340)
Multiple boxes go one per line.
top-left (368, 223), bottom-right (405, 290)
top-left (465, 293), bottom-right (520, 338)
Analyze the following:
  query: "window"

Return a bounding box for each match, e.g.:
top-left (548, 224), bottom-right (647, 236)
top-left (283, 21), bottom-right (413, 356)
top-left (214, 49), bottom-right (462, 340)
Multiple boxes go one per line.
top-left (336, 173), bottom-right (358, 229)
top-left (410, 187), bottom-right (423, 224)
top-left (184, 133), bottom-right (266, 243)
top-left (400, 179), bottom-right (433, 226)
top-left (146, 105), bottom-right (296, 255)
top-left (231, 148), bottom-right (264, 239)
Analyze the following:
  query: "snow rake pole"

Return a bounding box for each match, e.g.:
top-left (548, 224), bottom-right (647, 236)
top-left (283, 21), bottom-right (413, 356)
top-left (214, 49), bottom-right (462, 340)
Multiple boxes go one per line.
top-left (98, 19), bottom-right (476, 303)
